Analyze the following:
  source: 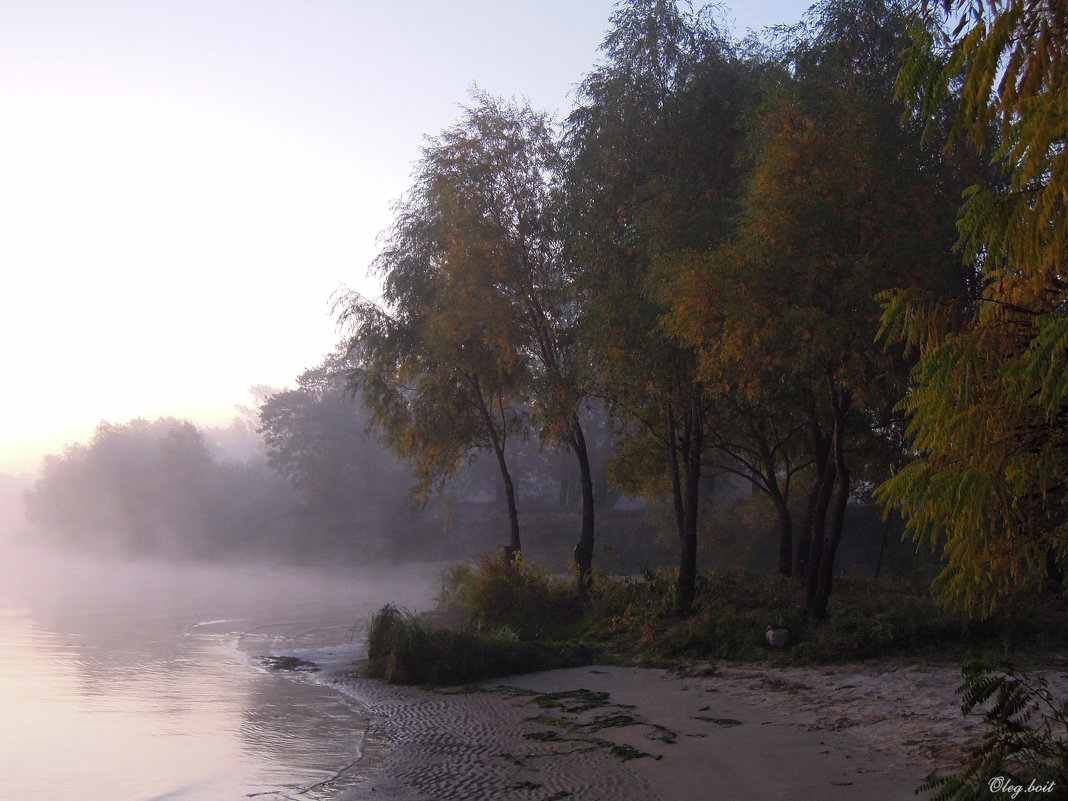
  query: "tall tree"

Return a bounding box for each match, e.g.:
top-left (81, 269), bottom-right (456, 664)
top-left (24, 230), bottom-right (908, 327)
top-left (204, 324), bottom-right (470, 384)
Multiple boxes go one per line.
top-left (662, 0), bottom-right (967, 616)
top-left (336, 288), bottom-right (526, 552)
top-left (337, 95), bottom-right (587, 555)
top-left (566, 0), bottom-right (752, 613)
top-left (420, 93), bottom-right (600, 593)
top-left (878, 0), bottom-right (1068, 615)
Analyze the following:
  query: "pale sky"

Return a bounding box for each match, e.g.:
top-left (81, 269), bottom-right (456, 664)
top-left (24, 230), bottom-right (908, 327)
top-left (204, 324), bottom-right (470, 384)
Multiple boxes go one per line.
top-left (0, 0), bottom-right (814, 474)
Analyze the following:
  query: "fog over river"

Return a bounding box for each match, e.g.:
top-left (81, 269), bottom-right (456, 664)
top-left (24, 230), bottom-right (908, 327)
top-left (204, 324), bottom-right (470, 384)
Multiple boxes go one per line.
top-left (0, 540), bottom-right (439, 801)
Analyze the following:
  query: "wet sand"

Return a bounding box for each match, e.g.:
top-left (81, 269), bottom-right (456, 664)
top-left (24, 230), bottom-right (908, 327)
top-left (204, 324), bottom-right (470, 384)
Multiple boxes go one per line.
top-left (312, 660), bottom-right (1068, 801)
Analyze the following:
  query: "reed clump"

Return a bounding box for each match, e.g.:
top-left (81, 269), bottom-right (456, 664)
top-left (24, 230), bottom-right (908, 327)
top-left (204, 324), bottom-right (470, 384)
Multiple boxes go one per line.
top-left (364, 552), bottom-right (586, 685)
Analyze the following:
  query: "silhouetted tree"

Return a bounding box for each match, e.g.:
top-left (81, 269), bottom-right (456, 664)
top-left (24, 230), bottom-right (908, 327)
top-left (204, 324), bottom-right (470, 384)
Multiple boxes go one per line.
top-left (258, 355), bottom-right (414, 529)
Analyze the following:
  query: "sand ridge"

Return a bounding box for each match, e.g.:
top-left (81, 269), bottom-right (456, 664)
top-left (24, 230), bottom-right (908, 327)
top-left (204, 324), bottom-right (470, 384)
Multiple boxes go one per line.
top-left (324, 668), bottom-right (662, 800)
top-left (319, 661), bottom-right (1068, 801)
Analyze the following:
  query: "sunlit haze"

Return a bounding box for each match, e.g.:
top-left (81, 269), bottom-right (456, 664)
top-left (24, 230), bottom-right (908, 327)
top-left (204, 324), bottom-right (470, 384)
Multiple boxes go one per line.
top-left (0, 0), bottom-right (813, 474)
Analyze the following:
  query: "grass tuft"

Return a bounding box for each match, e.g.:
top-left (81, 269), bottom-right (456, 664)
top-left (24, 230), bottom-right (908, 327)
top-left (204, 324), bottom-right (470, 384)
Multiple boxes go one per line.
top-left (364, 602), bottom-right (585, 685)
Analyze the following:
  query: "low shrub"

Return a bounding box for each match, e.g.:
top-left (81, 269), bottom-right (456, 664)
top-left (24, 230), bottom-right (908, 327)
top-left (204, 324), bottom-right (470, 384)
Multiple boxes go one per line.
top-left (437, 551), bottom-right (580, 639)
top-left (576, 570), bottom-right (1066, 665)
top-left (365, 556), bottom-right (1068, 685)
top-left (364, 603), bottom-right (588, 685)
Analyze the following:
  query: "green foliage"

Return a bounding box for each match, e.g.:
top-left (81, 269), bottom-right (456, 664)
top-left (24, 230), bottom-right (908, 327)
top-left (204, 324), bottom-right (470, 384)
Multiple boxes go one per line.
top-left (364, 603), bottom-right (585, 686)
top-left (364, 553), bottom-right (590, 685)
top-left (437, 551), bottom-right (581, 640)
top-left (920, 663), bottom-right (1068, 800)
top-left (364, 557), bottom-right (1067, 687)
top-left (335, 93), bottom-right (577, 549)
top-left (575, 569), bottom-right (1066, 665)
top-left (258, 353), bottom-right (413, 517)
top-left (650, 0), bottom-right (970, 616)
top-left (565, 0), bottom-right (755, 614)
top-left (879, 0), bottom-right (1068, 615)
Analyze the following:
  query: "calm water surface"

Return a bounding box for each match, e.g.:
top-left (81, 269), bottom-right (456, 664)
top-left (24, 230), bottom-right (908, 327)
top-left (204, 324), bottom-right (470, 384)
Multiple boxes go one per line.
top-left (0, 542), bottom-right (437, 801)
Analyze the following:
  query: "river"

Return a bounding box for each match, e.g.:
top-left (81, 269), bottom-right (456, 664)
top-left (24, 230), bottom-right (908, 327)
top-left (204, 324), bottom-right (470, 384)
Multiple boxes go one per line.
top-left (0, 541), bottom-right (438, 801)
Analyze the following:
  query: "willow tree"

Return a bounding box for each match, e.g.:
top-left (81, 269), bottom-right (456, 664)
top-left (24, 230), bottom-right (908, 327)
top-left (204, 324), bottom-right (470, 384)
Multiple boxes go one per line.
top-left (337, 93), bottom-right (597, 562)
top-left (416, 93), bottom-right (599, 592)
top-left (878, 0), bottom-right (1068, 615)
top-left (335, 118), bottom-right (529, 550)
top-left (566, 0), bottom-right (753, 614)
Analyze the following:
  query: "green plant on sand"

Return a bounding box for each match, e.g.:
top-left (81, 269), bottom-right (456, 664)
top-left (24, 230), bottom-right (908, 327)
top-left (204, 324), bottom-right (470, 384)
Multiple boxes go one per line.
top-left (437, 550), bottom-right (581, 639)
top-left (364, 603), bottom-right (585, 686)
top-left (920, 662), bottom-right (1068, 801)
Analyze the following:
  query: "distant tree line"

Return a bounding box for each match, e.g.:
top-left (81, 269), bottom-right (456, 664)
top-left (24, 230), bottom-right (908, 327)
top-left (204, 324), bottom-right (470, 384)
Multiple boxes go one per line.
top-left (22, 417), bottom-right (296, 559)
top-left (20, 367), bottom-right (628, 565)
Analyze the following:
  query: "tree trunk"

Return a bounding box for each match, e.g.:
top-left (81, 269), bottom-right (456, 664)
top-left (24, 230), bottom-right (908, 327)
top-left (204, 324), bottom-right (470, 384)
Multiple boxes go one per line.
top-left (773, 493), bottom-right (793, 577)
top-left (761, 448), bottom-right (793, 576)
top-left (804, 431), bottom-right (836, 611)
top-left (558, 473), bottom-right (572, 508)
top-left (1043, 546), bottom-right (1064, 597)
top-left (874, 512), bottom-right (894, 581)
top-left (675, 394), bottom-right (704, 616)
top-left (808, 379), bottom-right (852, 620)
top-left (796, 486), bottom-right (816, 579)
top-left (666, 406), bottom-right (685, 539)
top-left (810, 464), bottom-right (849, 619)
top-left (570, 416), bottom-right (596, 599)
top-left (795, 408), bottom-right (830, 579)
top-left (493, 441), bottom-right (522, 552)
top-left (470, 379), bottom-right (521, 552)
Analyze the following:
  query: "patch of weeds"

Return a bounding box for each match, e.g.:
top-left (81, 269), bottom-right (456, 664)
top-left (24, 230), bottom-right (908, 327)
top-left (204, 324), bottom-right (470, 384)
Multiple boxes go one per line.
top-left (532, 689), bottom-right (611, 714)
top-left (437, 552), bottom-right (582, 640)
top-left (541, 792), bottom-right (573, 801)
top-left (429, 684), bottom-right (483, 695)
top-left (523, 686), bottom-right (674, 756)
top-left (488, 685), bottom-right (538, 698)
top-left (498, 752), bottom-right (525, 767)
top-left (524, 730), bottom-right (568, 742)
top-left (648, 724), bottom-right (677, 743)
top-left (260, 655), bottom-right (319, 672)
top-left (584, 713), bottom-right (640, 731)
top-left (510, 781), bottom-right (543, 791)
top-left (527, 713), bottom-right (575, 730)
top-left (364, 604), bottom-right (584, 685)
top-left (529, 710), bottom-right (654, 737)
top-left (607, 743), bottom-right (653, 761)
top-left (693, 716), bottom-right (743, 727)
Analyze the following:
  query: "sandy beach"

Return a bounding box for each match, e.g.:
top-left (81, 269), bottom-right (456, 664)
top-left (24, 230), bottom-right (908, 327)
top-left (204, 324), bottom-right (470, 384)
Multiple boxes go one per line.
top-left (312, 659), bottom-right (1068, 801)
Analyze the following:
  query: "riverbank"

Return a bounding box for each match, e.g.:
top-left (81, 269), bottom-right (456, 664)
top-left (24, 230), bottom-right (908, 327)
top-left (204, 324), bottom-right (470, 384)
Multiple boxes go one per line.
top-left (308, 659), bottom-right (1068, 801)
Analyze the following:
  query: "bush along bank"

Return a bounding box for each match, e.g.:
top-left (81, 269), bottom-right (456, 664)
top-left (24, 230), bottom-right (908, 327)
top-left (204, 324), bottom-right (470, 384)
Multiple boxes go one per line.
top-left (361, 551), bottom-right (1068, 687)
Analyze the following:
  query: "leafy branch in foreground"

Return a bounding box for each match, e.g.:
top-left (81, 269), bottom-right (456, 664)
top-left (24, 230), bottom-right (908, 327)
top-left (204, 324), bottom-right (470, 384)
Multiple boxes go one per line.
top-left (877, 0), bottom-right (1068, 615)
top-left (920, 662), bottom-right (1068, 801)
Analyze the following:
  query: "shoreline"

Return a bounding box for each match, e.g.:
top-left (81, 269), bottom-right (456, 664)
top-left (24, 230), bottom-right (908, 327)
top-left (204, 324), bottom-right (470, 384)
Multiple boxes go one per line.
top-left (301, 658), bottom-right (1068, 801)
